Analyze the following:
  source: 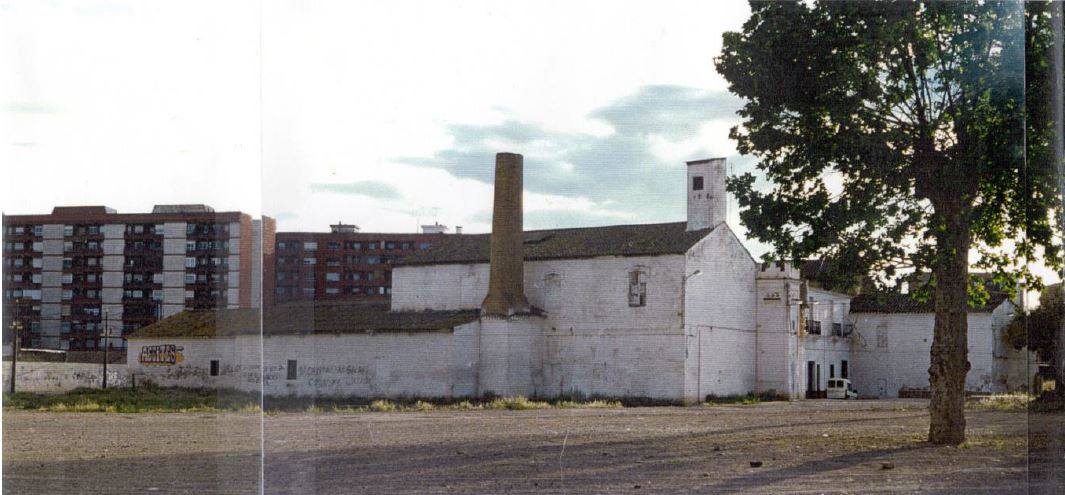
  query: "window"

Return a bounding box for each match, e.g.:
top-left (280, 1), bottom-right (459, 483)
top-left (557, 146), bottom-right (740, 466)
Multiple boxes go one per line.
top-left (63, 225), bottom-right (74, 236)
top-left (692, 176), bottom-right (704, 191)
top-left (366, 256), bottom-right (380, 265)
top-left (841, 360), bottom-right (848, 379)
top-left (830, 364), bottom-right (835, 379)
top-left (32, 241), bottom-right (43, 252)
top-left (385, 242), bottom-right (396, 249)
top-left (277, 241), bottom-right (286, 250)
top-left (326, 259), bottom-right (341, 267)
top-left (325, 272), bottom-right (340, 282)
top-left (185, 257), bottom-right (197, 268)
top-left (62, 258), bottom-right (72, 269)
top-left (210, 360), bottom-right (220, 377)
top-left (806, 320), bottom-right (822, 335)
top-left (31, 274), bottom-right (42, 284)
top-left (327, 242), bottom-right (340, 250)
top-left (186, 241), bottom-right (196, 252)
top-left (287, 360), bottom-right (298, 380)
top-left (325, 287), bottom-right (339, 295)
top-left (33, 226), bottom-right (43, 236)
top-left (32, 258), bottom-right (42, 268)
top-left (152, 273), bottom-right (163, 284)
top-left (62, 273), bottom-right (73, 284)
top-left (302, 257), bottom-right (316, 265)
top-left (86, 257), bottom-right (99, 266)
top-left (62, 290), bottom-right (73, 300)
top-left (628, 270), bottom-right (647, 307)
top-left (367, 242), bottom-right (377, 250)
top-left (304, 242), bottom-right (317, 251)
top-left (185, 290), bottom-right (195, 300)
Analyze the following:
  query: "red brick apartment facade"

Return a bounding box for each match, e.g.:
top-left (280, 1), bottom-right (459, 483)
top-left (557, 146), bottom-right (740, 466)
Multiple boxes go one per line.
top-left (270, 223), bottom-right (446, 307)
top-left (2, 205), bottom-right (273, 350)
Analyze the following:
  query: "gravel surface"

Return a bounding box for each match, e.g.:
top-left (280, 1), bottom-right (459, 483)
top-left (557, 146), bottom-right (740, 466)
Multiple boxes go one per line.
top-left (4, 399), bottom-right (1062, 494)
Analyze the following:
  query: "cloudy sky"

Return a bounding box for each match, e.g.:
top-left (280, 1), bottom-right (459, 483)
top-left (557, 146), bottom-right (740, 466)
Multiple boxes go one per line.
top-left (2, 0), bottom-right (759, 246)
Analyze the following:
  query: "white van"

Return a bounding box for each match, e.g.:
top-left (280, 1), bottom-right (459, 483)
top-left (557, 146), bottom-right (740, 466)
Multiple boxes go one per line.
top-left (827, 378), bottom-right (858, 399)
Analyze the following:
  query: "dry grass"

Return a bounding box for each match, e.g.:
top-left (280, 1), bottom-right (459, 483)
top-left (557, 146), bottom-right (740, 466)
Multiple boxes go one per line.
top-left (966, 393), bottom-right (1033, 411)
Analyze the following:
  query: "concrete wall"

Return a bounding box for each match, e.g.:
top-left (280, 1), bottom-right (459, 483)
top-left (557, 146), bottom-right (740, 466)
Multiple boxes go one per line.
top-left (850, 311), bottom-right (998, 398)
top-left (2, 362), bottom-right (128, 393)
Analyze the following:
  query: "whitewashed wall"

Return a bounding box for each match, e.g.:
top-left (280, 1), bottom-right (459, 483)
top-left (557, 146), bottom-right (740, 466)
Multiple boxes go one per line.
top-left (393, 254), bottom-right (697, 400)
top-left (754, 264), bottom-right (803, 397)
top-left (542, 326), bottom-right (687, 400)
top-left (393, 255), bottom-right (686, 328)
top-left (850, 311), bottom-right (997, 398)
top-left (683, 227), bottom-right (759, 399)
top-left (261, 328), bottom-right (474, 398)
top-left (800, 287), bottom-right (855, 394)
top-left (2, 362), bottom-right (128, 393)
top-left (802, 335), bottom-right (853, 392)
top-left (126, 336), bottom-right (261, 392)
top-left (990, 300), bottom-right (1037, 392)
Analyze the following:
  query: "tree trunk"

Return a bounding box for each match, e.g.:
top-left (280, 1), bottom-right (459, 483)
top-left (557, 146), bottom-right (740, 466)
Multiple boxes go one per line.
top-left (928, 209), bottom-right (972, 445)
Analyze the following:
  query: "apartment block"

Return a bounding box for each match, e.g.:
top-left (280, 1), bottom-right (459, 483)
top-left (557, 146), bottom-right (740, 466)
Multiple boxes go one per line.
top-left (2, 205), bottom-right (273, 350)
top-left (271, 222), bottom-right (449, 307)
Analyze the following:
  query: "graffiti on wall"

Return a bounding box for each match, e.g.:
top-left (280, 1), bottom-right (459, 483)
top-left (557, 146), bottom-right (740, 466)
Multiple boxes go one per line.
top-left (138, 344), bottom-right (184, 365)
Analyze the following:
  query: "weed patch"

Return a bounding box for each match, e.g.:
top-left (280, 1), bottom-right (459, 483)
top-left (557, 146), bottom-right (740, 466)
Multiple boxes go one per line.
top-left (3, 387), bottom-right (259, 413)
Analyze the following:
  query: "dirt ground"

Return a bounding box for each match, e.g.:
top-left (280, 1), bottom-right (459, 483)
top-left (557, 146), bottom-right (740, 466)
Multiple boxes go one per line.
top-left (4, 400), bottom-right (1063, 494)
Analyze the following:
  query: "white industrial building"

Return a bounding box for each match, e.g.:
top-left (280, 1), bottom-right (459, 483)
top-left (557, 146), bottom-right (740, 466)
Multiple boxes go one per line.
top-left (127, 153), bottom-right (1035, 401)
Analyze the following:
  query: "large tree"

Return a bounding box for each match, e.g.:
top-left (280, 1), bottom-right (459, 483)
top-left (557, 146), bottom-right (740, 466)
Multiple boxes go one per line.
top-left (717, 1), bottom-right (1061, 444)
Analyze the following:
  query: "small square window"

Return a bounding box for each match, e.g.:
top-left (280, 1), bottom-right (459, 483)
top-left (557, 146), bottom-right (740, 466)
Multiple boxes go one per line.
top-left (692, 176), bottom-right (704, 191)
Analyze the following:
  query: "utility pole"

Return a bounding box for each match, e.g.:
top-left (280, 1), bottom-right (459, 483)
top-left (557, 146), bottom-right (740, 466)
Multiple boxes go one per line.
top-left (102, 311), bottom-right (109, 389)
top-left (9, 300), bottom-right (22, 394)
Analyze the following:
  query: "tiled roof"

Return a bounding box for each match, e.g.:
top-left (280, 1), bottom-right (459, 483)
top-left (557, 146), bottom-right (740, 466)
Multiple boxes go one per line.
top-left (125, 309), bottom-right (261, 338)
top-left (126, 300), bottom-right (480, 338)
top-left (396, 221), bottom-right (716, 266)
top-left (261, 301), bottom-right (479, 335)
top-left (849, 291), bottom-right (1010, 314)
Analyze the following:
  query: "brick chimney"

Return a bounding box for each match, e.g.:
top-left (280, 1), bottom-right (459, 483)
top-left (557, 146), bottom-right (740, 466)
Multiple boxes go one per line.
top-left (481, 152), bottom-right (531, 316)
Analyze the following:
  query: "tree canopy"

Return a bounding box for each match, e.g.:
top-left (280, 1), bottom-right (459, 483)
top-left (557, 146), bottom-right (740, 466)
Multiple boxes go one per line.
top-left (718, 1), bottom-right (1059, 296)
